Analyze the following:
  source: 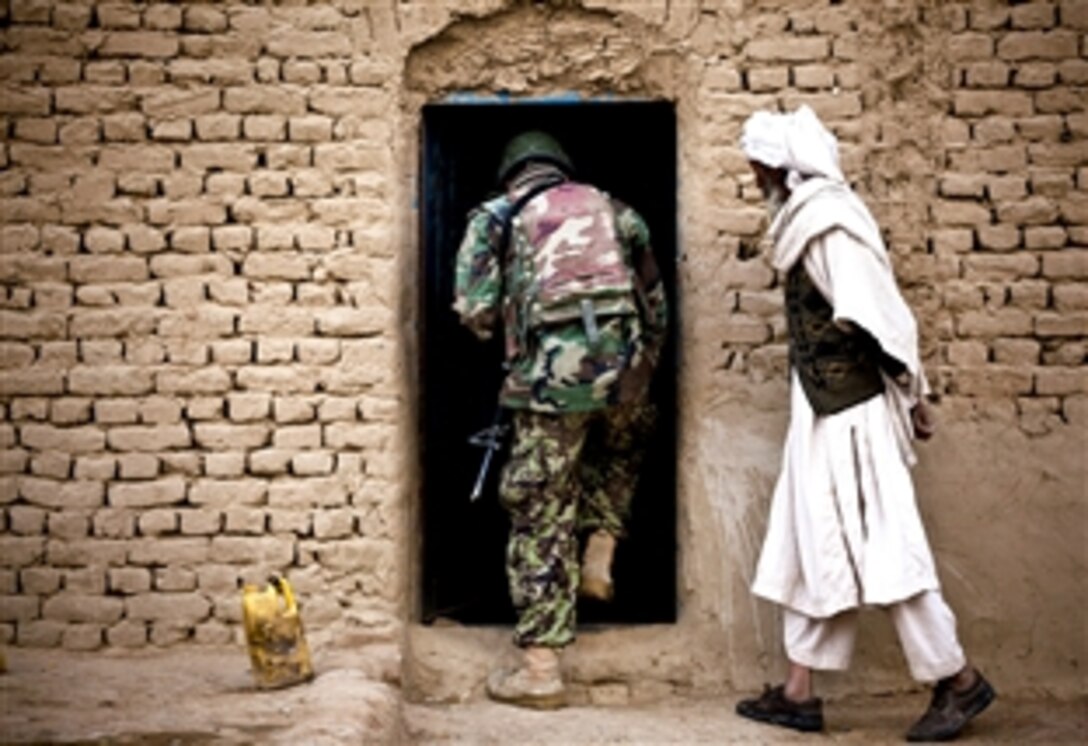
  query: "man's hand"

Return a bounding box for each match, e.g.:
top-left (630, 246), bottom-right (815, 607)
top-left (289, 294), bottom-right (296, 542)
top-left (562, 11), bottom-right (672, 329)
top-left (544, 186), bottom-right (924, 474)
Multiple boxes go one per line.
top-left (911, 400), bottom-right (937, 441)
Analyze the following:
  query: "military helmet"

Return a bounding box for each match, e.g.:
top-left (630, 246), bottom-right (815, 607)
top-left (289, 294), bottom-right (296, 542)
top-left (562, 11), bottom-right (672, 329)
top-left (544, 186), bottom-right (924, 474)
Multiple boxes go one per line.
top-left (496, 130), bottom-right (574, 185)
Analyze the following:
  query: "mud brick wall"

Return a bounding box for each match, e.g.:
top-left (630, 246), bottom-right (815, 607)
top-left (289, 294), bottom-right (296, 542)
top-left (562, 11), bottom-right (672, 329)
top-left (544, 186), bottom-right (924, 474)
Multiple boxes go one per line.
top-left (0, 2), bottom-right (404, 652)
top-left (0, 0), bottom-right (1085, 699)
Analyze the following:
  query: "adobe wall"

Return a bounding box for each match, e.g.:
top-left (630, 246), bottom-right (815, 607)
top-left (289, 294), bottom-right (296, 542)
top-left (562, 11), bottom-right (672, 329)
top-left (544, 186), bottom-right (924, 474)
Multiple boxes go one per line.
top-left (0, 0), bottom-right (1084, 701)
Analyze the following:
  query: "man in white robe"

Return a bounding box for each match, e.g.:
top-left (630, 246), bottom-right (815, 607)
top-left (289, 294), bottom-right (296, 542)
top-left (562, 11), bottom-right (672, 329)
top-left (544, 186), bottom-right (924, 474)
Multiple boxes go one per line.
top-left (734, 106), bottom-right (995, 742)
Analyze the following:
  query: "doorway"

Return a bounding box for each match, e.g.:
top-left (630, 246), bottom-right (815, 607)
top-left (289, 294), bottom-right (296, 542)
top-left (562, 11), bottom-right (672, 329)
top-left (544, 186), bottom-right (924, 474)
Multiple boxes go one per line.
top-left (419, 100), bottom-right (677, 627)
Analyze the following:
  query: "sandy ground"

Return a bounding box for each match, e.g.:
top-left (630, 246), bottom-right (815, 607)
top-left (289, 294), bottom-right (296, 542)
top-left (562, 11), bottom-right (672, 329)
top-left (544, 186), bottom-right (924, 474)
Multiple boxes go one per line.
top-left (0, 647), bottom-right (1085, 745)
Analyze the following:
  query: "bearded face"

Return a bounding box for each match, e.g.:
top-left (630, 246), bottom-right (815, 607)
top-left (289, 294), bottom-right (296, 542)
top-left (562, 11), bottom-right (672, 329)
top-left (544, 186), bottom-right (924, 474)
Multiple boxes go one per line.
top-left (764, 182), bottom-right (788, 217)
top-left (749, 160), bottom-right (790, 217)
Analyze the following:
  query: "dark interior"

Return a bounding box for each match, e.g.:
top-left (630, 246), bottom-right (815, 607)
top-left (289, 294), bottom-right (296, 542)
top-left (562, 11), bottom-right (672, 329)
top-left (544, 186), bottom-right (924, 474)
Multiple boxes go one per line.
top-left (419, 100), bottom-right (678, 627)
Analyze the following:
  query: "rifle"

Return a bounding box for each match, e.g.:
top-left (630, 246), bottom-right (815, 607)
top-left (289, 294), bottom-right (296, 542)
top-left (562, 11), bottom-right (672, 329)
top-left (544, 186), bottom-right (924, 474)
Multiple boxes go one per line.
top-left (467, 401), bottom-right (509, 502)
top-left (462, 176), bottom-right (560, 503)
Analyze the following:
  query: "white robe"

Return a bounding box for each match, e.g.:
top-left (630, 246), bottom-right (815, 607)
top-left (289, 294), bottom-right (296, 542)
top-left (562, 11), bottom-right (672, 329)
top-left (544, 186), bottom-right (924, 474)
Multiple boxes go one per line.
top-left (751, 178), bottom-right (941, 619)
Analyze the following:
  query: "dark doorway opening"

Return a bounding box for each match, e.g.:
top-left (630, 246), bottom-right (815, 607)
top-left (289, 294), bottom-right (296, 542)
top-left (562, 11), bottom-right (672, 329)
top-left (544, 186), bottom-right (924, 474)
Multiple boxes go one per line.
top-left (420, 100), bottom-right (677, 627)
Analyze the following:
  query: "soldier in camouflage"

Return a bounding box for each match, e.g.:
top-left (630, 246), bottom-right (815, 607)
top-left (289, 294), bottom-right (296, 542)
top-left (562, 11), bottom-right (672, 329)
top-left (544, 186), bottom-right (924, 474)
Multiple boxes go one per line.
top-left (453, 130), bottom-right (668, 709)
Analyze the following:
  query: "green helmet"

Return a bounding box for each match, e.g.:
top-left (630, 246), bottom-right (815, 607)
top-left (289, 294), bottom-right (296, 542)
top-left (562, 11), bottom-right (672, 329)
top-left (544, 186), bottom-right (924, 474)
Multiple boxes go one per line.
top-left (496, 130), bottom-right (573, 185)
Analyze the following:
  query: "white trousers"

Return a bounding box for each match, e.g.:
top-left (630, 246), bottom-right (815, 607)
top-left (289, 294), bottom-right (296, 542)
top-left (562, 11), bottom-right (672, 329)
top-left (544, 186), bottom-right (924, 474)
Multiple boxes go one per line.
top-left (784, 590), bottom-right (966, 682)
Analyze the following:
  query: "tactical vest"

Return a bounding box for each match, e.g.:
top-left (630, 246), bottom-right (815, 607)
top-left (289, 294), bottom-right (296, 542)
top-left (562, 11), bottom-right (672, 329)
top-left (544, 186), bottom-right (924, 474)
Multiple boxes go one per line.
top-left (508, 182), bottom-right (640, 338)
top-left (785, 263), bottom-right (885, 415)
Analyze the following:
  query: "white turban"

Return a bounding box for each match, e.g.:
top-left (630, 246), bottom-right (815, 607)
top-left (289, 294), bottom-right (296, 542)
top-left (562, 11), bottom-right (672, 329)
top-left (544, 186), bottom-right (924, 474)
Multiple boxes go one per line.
top-left (740, 105), bottom-right (844, 188)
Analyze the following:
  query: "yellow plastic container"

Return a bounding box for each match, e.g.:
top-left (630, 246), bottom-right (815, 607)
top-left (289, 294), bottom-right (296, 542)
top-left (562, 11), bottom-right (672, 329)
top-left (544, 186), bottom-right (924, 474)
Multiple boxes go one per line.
top-left (241, 575), bottom-right (314, 690)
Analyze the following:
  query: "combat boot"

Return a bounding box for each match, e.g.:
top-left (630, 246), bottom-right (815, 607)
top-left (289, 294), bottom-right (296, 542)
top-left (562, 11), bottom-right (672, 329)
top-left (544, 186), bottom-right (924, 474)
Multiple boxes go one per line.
top-left (579, 529), bottom-right (616, 601)
top-left (486, 646), bottom-right (566, 709)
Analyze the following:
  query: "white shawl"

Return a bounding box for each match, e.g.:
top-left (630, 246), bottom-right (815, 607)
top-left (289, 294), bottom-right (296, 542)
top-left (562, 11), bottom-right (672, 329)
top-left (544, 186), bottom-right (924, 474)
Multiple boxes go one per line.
top-left (750, 179), bottom-right (940, 617)
top-left (770, 176), bottom-right (929, 465)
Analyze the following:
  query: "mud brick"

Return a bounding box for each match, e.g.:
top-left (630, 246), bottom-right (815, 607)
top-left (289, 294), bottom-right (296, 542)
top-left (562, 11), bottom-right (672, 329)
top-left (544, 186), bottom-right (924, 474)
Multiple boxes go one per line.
top-left (0, 87), bottom-right (51, 116)
top-left (248, 449), bottom-right (292, 475)
top-left (64, 566), bottom-right (105, 594)
top-left (238, 311), bottom-right (315, 338)
top-left (965, 61), bottom-right (1010, 88)
top-left (314, 509), bottom-right (354, 539)
top-left (58, 118), bottom-right (102, 145)
top-left (69, 367), bottom-right (154, 398)
top-left (243, 253), bottom-right (309, 281)
top-left (1024, 226), bottom-right (1067, 249)
top-left (1036, 311), bottom-right (1088, 336)
top-left (180, 509), bottom-right (223, 535)
top-left (1036, 368), bottom-right (1087, 395)
top-left (184, 6), bottom-right (228, 33)
top-left (294, 340), bottom-right (338, 366)
top-left (106, 619), bottom-right (148, 647)
top-left (288, 115), bottom-right (333, 142)
top-left (323, 422), bottom-right (389, 450)
top-left (268, 477), bottom-right (347, 509)
top-left (208, 340), bottom-right (251, 366)
top-left (273, 424), bottom-right (321, 450)
top-left (963, 254), bottom-right (1039, 280)
top-left (99, 32), bottom-right (178, 59)
top-left (193, 423), bottom-right (270, 451)
top-left (188, 479), bottom-right (267, 508)
top-left (0, 448), bottom-right (28, 474)
top-left (21, 423), bottom-right (106, 454)
top-left (954, 366), bottom-right (1035, 396)
top-left (0, 537), bottom-right (45, 565)
top-left (266, 30), bottom-right (352, 58)
top-left (128, 538), bottom-right (209, 567)
top-left (952, 229), bottom-right (1003, 262)
top-left (157, 368), bottom-right (232, 395)
top-left (154, 566), bottom-right (197, 592)
top-left (946, 340), bottom-right (988, 367)
top-left (1054, 284), bottom-right (1088, 310)
top-left (225, 87), bottom-right (306, 115)
top-left (15, 118), bottom-right (59, 144)
top-left (226, 393), bottom-right (270, 424)
top-left (293, 451), bottom-right (334, 476)
top-left (21, 567), bottom-right (61, 595)
top-left (28, 449), bottom-right (69, 481)
top-left (1042, 251), bottom-right (1087, 279)
top-left (48, 512), bottom-right (89, 540)
top-left (1007, 282), bottom-right (1049, 310)
top-left (109, 477), bottom-right (186, 508)
top-left (108, 425), bottom-right (190, 452)
top-left (953, 90), bottom-right (1034, 117)
top-left (317, 397), bottom-right (357, 422)
top-left (210, 535), bottom-right (294, 565)
top-left (93, 509), bottom-right (135, 539)
top-left (62, 624), bottom-right (104, 651)
top-left (993, 338), bottom-right (1042, 365)
top-left (18, 620), bottom-right (65, 647)
top-left (43, 594), bottom-right (123, 624)
top-left (50, 399), bottom-right (91, 426)
top-left (120, 452), bottom-right (162, 482)
top-left (0, 370), bottom-right (64, 397)
top-left (998, 30), bottom-right (1079, 59)
top-left (10, 506), bottom-right (47, 535)
top-left (274, 398), bottom-right (316, 424)
top-left (46, 538), bottom-right (128, 567)
top-left (125, 592), bottom-right (210, 625)
top-left (1015, 62), bottom-right (1059, 88)
top-left (196, 564), bottom-right (239, 594)
top-left (75, 456), bottom-right (116, 481)
top-left (224, 508), bottom-right (265, 535)
top-left (268, 509), bottom-right (312, 536)
top-left (194, 619), bottom-right (233, 644)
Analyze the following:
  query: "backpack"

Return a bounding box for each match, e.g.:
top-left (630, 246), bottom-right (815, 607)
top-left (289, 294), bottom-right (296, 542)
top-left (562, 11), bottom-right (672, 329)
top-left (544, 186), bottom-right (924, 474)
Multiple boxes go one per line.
top-left (507, 182), bottom-right (640, 338)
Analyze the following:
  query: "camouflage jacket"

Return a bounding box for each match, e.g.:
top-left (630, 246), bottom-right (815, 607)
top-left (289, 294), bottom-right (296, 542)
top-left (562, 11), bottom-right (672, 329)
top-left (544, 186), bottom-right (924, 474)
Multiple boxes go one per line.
top-left (452, 169), bottom-right (668, 413)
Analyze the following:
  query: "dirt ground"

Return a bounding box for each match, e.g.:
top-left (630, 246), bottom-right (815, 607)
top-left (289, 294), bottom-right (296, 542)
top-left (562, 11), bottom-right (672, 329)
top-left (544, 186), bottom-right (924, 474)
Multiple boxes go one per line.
top-left (1, 647), bottom-right (1085, 745)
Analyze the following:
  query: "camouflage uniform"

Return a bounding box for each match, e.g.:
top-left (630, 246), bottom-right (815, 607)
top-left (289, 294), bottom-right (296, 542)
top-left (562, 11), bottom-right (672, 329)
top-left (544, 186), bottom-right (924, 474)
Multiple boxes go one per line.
top-left (453, 164), bottom-right (667, 648)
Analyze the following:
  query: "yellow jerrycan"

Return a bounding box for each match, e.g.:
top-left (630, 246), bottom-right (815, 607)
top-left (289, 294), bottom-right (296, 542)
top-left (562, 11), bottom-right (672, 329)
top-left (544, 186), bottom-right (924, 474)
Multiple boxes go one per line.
top-left (241, 575), bottom-right (315, 689)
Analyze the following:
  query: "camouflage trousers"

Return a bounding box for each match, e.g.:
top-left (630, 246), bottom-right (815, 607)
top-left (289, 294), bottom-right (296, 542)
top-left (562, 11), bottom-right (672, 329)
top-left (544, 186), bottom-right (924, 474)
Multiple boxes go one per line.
top-left (498, 399), bottom-right (656, 648)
